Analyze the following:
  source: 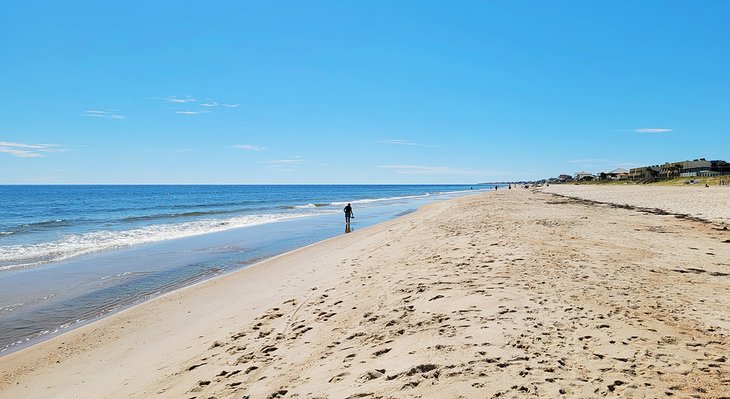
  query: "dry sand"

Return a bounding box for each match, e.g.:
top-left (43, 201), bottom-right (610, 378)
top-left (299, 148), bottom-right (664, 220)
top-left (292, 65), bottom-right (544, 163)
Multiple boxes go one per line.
top-left (1, 188), bottom-right (729, 398)
top-left (543, 185), bottom-right (730, 225)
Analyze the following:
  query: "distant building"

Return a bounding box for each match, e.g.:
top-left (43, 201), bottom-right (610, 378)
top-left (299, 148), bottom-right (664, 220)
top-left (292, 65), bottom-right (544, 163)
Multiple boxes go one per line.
top-left (664, 159), bottom-right (718, 177)
top-left (630, 158), bottom-right (730, 180)
top-left (575, 171), bottom-right (595, 181)
top-left (677, 159), bottom-right (730, 177)
top-left (558, 174), bottom-right (573, 182)
top-left (605, 168), bottom-right (630, 180)
top-left (630, 165), bottom-right (661, 180)
top-left (659, 161), bottom-right (684, 178)
top-left (711, 160), bottom-right (730, 175)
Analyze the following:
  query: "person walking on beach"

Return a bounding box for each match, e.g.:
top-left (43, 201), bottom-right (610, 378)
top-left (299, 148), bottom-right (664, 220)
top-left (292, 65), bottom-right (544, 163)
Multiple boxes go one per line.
top-left (344, 203), bottom-right (354, 233)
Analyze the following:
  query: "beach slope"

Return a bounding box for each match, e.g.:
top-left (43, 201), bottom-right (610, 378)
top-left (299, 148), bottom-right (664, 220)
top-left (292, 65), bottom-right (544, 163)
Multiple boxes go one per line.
top-left (1, 189), bottom-right (728, 398)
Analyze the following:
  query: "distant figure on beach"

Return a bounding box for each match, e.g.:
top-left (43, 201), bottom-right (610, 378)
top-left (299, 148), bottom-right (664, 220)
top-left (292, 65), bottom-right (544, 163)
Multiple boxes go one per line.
top-left (344, 203), bottom-right (354, 233)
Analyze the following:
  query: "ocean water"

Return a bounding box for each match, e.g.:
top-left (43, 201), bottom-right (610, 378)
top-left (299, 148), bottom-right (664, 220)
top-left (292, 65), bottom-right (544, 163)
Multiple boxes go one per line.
top-left (0, 185), bottom-right (494, 353)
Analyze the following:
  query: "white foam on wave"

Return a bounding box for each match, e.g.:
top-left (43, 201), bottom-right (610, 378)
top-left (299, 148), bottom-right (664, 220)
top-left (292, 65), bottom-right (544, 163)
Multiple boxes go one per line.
top-left (0, 188), bottom-right (481, 271)
top-left (0, 211), bottom-right (332, 271)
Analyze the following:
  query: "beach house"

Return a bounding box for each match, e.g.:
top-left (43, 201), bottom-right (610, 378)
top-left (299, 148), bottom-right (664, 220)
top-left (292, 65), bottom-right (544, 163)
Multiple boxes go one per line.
top-left (605, 168), bottom-right (630, 180)
top-left (710, 160), bottom-right (730, 175)
top-left (629, 158), bottom-right (730, 180)
top-left (658, 159), bottom-right (730, 178)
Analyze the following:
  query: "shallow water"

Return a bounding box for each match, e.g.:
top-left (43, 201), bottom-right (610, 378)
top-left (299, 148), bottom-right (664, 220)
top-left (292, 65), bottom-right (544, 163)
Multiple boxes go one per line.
top-left (0, 185), bottom-right (480, 270)
top-left (0, 185), bottom-right (495, 354)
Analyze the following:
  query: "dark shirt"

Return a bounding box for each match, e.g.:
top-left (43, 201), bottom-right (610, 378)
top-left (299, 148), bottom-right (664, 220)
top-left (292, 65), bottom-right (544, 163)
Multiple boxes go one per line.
top-left (344, 205), bottom-right (352, 216)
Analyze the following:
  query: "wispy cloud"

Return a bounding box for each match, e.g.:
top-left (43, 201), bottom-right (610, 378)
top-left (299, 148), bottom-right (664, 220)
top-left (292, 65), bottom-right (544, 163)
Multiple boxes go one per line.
top-left (175, 110), bottom-right (209, 115)
top-left (258, 157), bottom-right (302, 172)
top-left (618, 128), bottom-right (673, 133)
top-left (567, 159), bottom-right (640, 166)
top-left (164, 96), bottom-right (197, 103)
top-left (81, 109), bottom-right (125, 120)
top-left (232, 144), bottom-right (266, 151)
top-left (566, 159), bottom-right (641, 171)
top-left (636, 128), bottom-right (672, 133)
top-left (378, 164), bottom-right (501, 175)
top-left (0, 147), bottom-right (43, 158)
top-left (222, 104), bottom-right (240, 108)
top-left (0, 141), bottom-right (66, 158)
top-left (260, 158), bottom-right (302, 165)
top-left (378, 139), bottom-right (436, 147)
top-left (200, 101), bottom-right (218, 107)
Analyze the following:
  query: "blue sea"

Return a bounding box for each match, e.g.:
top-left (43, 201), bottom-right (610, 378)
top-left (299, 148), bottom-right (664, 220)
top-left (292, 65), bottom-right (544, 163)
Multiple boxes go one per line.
top-left (0, 184), bottom-right (495, 353)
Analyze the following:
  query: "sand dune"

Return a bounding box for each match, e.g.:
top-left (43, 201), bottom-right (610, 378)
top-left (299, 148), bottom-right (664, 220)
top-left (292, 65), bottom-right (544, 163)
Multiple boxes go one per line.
top-left (1, 189), bottom-right (728, 398)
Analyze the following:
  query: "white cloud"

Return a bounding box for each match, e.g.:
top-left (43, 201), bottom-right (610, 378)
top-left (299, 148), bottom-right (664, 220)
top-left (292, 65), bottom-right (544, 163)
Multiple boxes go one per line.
top-left (0, 141), bottom-right (57, 149)
top-left (82, 109), bottom-right (125, 120)
top-left (232, 144), bottom-right (266, 151)
top-left (636, 128), bottom-right (672, 133)
top-left (175, 110), bottom-right (209, 115)
top-left (567, 159), bottom-right (639, 166)
top-left (154, 96), bottom-right (237, 113)
top-left (165, 96), bottom-right (197, 103)
top-left (0, 141), bottom-right (66, 158)
top-left (565, 159), bottom-right (641, 172)
top-left (0, 147), bottom-right (42, 158)
top-left (259, 157), bottom-right (302, 172)
top-left (378, 164), bottom-right (501, 175)
top-left (378, 139), bottom-right (436, 147)
top-left (618, 128), bottom-right (673, 133)
top-left (260, 158), bottom-right (302, 165)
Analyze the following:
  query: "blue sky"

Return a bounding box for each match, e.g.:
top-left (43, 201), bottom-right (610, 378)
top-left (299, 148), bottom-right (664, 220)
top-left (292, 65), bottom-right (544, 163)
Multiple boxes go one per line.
top-left (1, 1), bottom-right (728, 184)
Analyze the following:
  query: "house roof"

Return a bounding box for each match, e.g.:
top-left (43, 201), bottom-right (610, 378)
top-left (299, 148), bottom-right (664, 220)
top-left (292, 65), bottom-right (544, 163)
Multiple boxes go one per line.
top-left (608, 168), bottom-right (629, 174)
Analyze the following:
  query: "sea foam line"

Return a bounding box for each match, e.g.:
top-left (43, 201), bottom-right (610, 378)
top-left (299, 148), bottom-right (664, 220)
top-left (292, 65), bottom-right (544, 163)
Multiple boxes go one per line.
top-left (0, 211), bottom-right (333, 271)
top-left (0, 189), bottom-right (483, 270)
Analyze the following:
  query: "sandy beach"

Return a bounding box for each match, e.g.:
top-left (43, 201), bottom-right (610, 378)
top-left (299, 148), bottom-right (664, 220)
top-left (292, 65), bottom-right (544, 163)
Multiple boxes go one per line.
top-left (543, 185), bottom-right (730, 225)
top-left (1, 188), bottom-right (729, 398)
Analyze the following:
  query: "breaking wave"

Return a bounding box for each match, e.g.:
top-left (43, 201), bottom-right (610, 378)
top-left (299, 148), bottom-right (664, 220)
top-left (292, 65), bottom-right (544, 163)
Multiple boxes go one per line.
top-left (0, 212), bottom-right (327, 270)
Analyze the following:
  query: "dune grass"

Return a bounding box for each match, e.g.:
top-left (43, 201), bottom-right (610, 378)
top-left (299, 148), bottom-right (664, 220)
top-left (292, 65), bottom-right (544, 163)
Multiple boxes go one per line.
top-left (650, 175), bottom-right (729, 186)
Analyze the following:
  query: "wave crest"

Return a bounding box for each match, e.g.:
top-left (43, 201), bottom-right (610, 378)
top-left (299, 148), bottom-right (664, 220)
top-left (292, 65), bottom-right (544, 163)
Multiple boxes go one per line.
top-left (0, 211), bottom-right (331, 270)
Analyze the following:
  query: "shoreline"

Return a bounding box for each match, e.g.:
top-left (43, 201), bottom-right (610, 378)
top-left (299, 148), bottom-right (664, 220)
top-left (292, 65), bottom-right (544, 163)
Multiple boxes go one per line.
top-left (0, 193), bottom-right (458, 398)
top-left (0, 191), bottom-right (470, 359)
top-left (0, 189), bottom-right (491, 356)
top-left (1, 188), bottom-right (728, 398)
